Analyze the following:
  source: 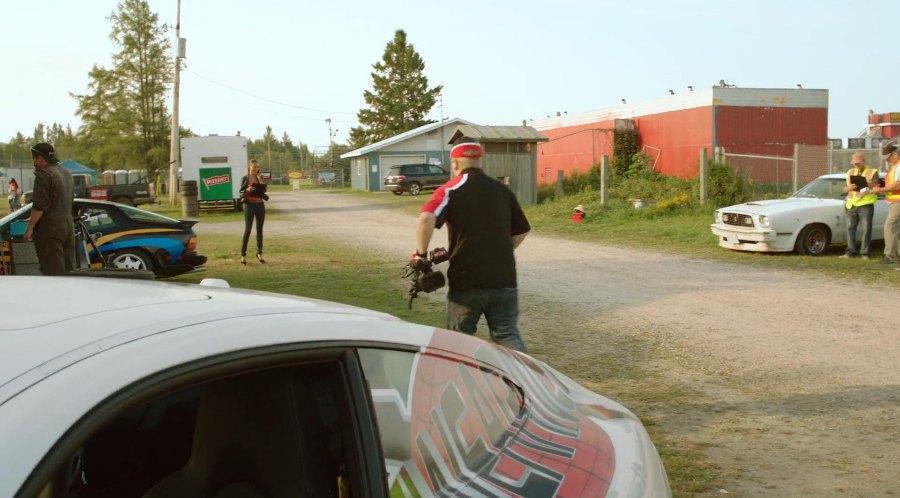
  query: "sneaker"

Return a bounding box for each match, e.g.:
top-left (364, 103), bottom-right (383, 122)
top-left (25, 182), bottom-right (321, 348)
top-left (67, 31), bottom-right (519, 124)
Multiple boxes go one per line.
top-left (839, 253), bottom-right (854, 259)
top-left (861, 255), bottom-right (870, 260)
top-left (878, 257), bottom-right (897, 265)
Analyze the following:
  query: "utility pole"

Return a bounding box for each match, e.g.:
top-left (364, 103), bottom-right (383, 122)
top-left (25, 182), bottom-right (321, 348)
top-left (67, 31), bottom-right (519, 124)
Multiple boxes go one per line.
top-left (266, 133), bottom-right (271, 175)
top-left (439, 93), bottom-right (445, 166)
top-left (298, 141), bottom-right (304, 170)
top-left (326, 118), bottom-right (335, 172)
top-left (167, 0), bottom-right (185, 206)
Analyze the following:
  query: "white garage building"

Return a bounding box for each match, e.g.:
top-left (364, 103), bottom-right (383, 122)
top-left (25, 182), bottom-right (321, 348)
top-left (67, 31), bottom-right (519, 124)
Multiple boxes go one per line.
top-left (340, 118), bottom-right (472, 192)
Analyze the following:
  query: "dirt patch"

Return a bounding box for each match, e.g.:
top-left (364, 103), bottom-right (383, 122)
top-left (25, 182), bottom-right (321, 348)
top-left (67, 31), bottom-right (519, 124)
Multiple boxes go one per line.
top-left (201, 189), bottom-right (900, 496)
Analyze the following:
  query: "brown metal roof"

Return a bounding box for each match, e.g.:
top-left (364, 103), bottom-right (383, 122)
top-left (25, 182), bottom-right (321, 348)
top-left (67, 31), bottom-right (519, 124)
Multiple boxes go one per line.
top-left (449, 124), bottom-right (549, 144)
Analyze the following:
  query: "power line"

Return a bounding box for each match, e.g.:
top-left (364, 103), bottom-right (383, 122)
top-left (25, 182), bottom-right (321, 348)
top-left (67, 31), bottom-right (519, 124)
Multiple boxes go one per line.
top-left (184, 68), bottom-right (356, 116)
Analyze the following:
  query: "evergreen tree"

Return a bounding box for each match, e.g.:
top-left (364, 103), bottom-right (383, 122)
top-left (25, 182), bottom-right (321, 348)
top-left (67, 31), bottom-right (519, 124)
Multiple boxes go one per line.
top-left (349, 30), bottom-right (442, 148)
top-left (72, 0), bottom-right (171, 178)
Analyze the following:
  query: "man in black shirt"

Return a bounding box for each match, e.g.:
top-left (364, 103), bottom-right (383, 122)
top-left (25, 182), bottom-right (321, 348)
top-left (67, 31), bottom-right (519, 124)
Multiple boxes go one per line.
top-left (413, 139), bottom-right (530, 352)
top-left (24, 143), bottom-right (76, 276)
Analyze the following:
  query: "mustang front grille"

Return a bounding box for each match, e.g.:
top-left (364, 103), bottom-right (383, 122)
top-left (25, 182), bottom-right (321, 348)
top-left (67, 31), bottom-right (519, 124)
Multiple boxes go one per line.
top-left (723, 213), bottom-right (754, 227)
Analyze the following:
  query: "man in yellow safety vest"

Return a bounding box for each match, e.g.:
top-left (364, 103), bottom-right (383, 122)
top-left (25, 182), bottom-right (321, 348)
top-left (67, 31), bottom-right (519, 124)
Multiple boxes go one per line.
top-left (841, 152), bottom-right (879, 259)
top-left (871, 143), bottom-right (900, 264)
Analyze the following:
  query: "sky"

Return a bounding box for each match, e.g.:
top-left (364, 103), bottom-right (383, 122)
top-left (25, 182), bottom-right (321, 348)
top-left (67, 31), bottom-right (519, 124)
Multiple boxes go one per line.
top-left (2, 0), bottom-right (897, 150)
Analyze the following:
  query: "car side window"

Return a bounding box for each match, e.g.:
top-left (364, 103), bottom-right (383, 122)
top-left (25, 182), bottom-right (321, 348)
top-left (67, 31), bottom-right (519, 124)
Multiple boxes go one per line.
top-left (358, 348), bottom-right (524, 497)
top-left (80, 207), bottom-right (116, 231)
top-left (33, 360), bottom-right (371, 498)
top-left (428, 166), bottom-right (443, 175)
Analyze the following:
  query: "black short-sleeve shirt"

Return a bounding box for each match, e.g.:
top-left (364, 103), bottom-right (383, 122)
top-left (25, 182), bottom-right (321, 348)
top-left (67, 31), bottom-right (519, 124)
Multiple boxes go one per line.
top-left (421, 168), bottom-right (530, 291)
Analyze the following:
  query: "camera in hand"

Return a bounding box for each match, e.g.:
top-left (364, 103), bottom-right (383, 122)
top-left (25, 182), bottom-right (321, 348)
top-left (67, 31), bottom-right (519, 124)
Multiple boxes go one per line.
top-left (403, 247), bottom-right (449, 308)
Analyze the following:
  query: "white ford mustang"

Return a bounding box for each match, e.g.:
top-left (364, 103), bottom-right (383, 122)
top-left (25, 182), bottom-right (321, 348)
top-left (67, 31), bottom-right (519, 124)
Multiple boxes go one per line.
top-left (0, 276), bottom-right (670, 498)
top-left (711, 173), bottom-right (889, 256)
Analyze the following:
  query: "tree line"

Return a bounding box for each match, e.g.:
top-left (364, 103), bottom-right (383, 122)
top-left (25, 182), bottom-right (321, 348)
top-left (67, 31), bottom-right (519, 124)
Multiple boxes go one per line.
top-left (1, 0), bottom-right (441, 181)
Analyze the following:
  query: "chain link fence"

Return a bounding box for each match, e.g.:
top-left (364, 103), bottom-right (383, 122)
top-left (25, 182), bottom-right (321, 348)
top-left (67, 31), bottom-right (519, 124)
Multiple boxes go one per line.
top-left (716, 144), bottom-right (830, 199)
top-left (0, 163), bottom-right (34, 195)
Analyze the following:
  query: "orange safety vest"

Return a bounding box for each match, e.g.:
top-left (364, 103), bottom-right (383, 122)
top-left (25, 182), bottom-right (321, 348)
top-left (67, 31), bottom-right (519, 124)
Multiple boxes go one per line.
top-left (846, 166), bottom-right (878, 208)
top-left (887, 163), bottom-right (900, 203)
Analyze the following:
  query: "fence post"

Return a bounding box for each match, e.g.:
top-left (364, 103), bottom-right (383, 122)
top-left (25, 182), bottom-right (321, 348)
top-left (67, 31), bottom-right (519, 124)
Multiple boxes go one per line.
top-left (555, 170), bottom-right (564, 199)
top-left (715, 146), bottom-right (725, 165)
top-left (600, 155), bottom-right (609, 206)
top-left (699, 148), bottom-right (708, 206)
top-left (792, 143), bottom-right (800, 193)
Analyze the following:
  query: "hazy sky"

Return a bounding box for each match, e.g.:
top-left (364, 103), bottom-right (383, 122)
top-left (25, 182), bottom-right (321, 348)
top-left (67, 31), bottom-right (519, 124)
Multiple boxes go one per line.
top-left (3, 0), bottom-right (896, 150)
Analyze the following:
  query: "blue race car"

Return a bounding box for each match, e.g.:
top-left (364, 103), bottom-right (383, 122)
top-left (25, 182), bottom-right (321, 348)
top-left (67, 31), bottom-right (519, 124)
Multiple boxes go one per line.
top-left (1, 199), bottom-right (206, 277)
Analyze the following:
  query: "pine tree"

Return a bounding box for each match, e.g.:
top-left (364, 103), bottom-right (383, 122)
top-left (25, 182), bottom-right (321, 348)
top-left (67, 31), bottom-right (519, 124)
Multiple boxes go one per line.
top-left (349, 30), bottom-right (442, 148)
top-left (72, 0), bottom-right (171, 177)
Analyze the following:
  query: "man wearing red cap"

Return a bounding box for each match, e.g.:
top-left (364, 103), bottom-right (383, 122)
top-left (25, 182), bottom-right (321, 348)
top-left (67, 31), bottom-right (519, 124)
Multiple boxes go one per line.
top-left (840, 152), bottom-right (878, 259)
top-left (24, 142), bottom-right (76, 276)
top-left (412, 138), bottom-right (531, 352)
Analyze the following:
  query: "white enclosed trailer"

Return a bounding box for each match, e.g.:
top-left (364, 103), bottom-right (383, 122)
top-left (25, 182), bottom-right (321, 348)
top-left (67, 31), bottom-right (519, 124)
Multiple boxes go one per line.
top-left (180, 136), bottom-right (248, 209)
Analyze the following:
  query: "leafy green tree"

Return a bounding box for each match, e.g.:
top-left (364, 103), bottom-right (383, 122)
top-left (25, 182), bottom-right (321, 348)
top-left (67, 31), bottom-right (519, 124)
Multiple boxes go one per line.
top-left (0, 133), bottom-right (33, 170)
top-left (72, 0), bottom-right (171, 178)
top-left (349, 29), bottom-right (442, 148)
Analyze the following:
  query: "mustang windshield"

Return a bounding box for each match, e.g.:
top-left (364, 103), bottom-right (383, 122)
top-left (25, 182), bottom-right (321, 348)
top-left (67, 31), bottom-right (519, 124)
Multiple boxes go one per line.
top-left (793, 178), bottom-right (846, 200)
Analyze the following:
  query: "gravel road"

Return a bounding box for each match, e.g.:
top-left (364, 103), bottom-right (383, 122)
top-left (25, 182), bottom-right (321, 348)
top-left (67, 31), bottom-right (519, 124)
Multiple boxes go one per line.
top-left (201, 188), bottom-right (900, 497)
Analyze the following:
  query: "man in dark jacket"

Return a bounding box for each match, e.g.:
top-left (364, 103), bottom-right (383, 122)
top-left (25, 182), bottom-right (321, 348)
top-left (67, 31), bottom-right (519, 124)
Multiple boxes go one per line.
top-left (24, 143), bottom-right (76, 276)
top-left (412, 139), bottom-right (530, 352)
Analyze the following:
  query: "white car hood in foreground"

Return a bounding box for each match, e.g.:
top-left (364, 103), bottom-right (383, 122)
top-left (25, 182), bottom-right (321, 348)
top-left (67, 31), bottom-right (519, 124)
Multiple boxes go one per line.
top-left (0, 276), bottom-right (407, 398)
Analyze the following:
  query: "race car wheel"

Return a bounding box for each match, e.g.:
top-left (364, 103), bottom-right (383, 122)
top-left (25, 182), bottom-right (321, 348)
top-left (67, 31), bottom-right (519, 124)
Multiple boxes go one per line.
top-left (795, 224), bottom-right (830, 256)
top-left (407, 182), bottom-right (422, 196)
top-left (110, 249), bottom-right (156, 273)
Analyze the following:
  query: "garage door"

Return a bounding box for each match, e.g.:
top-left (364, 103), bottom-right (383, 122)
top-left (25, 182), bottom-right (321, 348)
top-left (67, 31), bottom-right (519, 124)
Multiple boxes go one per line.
top-left (378, 155), bottom-right (425, 191)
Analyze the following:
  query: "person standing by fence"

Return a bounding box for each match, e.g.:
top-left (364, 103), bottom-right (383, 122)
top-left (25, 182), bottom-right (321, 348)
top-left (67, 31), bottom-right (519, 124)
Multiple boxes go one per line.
top-left (7, 178), bottom-right (20, 211)
top-left (871, 143), bottom-right (900, 265)
top-left (840, 152), bottom-right (878, 259)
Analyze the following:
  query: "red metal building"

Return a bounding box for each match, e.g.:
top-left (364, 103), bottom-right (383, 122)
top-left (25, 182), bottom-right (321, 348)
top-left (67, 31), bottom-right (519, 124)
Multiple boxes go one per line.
top-left (868, 112), bottom-right (900, 140)
top-left (532, 87), bottom-right (829, 182)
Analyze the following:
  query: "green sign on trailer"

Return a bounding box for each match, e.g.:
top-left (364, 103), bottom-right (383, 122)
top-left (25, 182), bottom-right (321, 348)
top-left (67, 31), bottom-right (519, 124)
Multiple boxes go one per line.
top-left (181, 136), bottom-right (249, 207)
top-left (198, 167), bottom-right (234, 201)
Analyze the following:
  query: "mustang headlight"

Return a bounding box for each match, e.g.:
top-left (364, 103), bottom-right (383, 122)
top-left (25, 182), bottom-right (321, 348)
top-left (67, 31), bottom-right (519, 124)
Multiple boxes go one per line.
top-left (758, 215), bottom-right (771, 228)
top-left (715, 211), bottom-right (723, 223)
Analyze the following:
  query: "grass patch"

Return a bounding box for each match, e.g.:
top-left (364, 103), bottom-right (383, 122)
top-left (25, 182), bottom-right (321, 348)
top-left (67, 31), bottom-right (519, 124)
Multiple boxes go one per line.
top-left (171, 232), bottom-right (445, 327)
top-left (526, 194), bottom-right (900, 284)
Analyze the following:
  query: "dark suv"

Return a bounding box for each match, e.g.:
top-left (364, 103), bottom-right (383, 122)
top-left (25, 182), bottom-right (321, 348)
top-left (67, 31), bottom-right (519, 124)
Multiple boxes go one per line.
top-left (383, 163), bottom-right (449, 195)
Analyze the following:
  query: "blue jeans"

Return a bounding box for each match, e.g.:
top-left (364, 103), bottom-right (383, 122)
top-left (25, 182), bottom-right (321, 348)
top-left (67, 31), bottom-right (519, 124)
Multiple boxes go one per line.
top-left (446, 287), bottom-right (527, 353)
top-left (845, 204), bottom-right (874, 256)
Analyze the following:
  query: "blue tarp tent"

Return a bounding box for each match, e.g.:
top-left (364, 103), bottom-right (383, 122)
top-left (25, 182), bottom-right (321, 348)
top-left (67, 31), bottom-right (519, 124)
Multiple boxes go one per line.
top-left (60, 160), bottom-right (98, 185)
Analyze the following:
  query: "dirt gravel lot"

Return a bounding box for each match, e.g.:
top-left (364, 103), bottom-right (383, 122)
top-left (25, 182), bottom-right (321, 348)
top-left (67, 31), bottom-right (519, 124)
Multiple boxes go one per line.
top-left (203, 188), bottom-right (900, 497)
